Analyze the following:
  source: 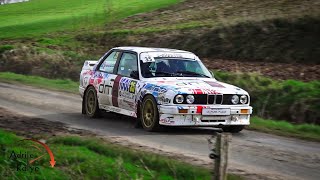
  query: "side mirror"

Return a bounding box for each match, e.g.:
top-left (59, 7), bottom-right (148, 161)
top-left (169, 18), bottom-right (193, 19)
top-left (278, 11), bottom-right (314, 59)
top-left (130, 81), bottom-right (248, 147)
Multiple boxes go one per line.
top-left (130, 70), bottom-right (139, 79)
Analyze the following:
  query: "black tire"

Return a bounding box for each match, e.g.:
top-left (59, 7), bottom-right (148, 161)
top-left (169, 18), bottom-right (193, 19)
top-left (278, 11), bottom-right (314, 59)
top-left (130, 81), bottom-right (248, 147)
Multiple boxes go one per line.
top-left (84, 86), bottom-right (100, 118)
top-left (140, 95), bottom-right (161, 131)
top-left (222, 125), bottom-right (245, 133)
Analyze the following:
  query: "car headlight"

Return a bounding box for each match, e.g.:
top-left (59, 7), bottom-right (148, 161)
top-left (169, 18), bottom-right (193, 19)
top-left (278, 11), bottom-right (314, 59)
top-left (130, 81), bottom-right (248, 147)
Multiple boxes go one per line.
top-left (240, 95), bottom-right (248, 104)
top-left (231, 95), bottom-right (239, 104)
top-left (175, 95), bottom-right (184, 103)
top-left (186, 95), bottom-right (195, 104)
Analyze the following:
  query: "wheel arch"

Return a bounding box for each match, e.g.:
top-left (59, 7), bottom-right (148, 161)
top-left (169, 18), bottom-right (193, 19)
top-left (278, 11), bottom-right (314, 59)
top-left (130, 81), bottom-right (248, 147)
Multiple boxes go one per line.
top-left (82, 85), bottom-right (96, 114)
top-left (137, 93), bottom-right (158, 117)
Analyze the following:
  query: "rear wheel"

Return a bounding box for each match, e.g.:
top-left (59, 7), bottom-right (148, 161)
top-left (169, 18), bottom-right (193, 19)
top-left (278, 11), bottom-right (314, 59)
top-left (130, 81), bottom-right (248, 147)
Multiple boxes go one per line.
top-left (84, 86), bottom-right (100, 118)
top-left (141, 95), bottom-right (160, 131)
top-left (222, 125), bottom-right (245, 133)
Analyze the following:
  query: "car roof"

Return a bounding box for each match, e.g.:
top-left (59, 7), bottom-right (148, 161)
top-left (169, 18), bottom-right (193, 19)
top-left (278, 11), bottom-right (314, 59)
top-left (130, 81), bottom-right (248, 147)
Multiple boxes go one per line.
top-left (113, 46), bottom-right (193, 54)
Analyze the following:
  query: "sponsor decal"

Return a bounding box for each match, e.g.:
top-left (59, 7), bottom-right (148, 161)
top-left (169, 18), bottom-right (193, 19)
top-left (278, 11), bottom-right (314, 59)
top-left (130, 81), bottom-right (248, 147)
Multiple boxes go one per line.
top-left (129, 81), bottom-right (137, 93)
top-left (202, 89), bottom-right (219, 94)
top-left (82, 70), bottom-right (93, 76)
top-left (120, 78), bottom-right (137, 94)
top-left (123, 99), bottom-right (134, 107)
top-left (98, 81), bottom-right (112, 94)
top-left (120, 78), bottom-right (130, 91)
top-left (187, 88), bottom-right (219, 94)
top-left (88, 72), bottom-right (106, 87)
top-left (158, 53), bottom-right (183, 58)
top-left (175, 82), bottom-right (205, 87)
top-left (144, 83), bottom-right (167, 93)
top-left (100, 105), bottom-right (121, 112)
top-left (164, 98), bottom-right (171, 103)
top-left (140, 52), bottom-right (199, 63)
top-left (119, 91), bottom-right (135, 100)
top-left (160, 117), bottom-right (175, 124)
top-left (83, 76), bottom-right (89, 86)
top-left (191, 89), bottom-right (203, 94)
top-left (158, 93), bottom-right (171, 104)
top-left (196, 106), bottom-right (203, 114)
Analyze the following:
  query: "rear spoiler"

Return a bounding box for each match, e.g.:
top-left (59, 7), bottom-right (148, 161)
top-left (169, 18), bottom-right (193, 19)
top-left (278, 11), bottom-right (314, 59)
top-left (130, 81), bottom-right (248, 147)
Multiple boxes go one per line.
top-left (82, 60), bottom-right (98, 71)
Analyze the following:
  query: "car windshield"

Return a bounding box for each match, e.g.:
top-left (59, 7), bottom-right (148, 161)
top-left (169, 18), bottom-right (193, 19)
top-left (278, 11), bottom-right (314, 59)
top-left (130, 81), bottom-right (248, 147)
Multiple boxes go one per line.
top-left (140, 58), bottom-right (212, 78)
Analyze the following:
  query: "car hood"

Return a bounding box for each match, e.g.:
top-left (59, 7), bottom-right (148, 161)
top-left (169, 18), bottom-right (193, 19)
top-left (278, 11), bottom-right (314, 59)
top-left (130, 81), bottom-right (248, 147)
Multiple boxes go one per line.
top-left (143, 77), bottom-right (248, 95)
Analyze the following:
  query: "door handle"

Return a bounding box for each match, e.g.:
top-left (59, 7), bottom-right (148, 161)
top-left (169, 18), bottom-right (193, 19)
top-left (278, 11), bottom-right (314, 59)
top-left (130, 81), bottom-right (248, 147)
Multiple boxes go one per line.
top-left (110, 79), bottom-right (115, 81)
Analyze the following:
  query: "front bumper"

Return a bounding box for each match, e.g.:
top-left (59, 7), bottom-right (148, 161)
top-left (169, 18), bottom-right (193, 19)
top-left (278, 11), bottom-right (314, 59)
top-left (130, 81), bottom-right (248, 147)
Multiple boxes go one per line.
top-left (158, 105), bottom-right (252, 126)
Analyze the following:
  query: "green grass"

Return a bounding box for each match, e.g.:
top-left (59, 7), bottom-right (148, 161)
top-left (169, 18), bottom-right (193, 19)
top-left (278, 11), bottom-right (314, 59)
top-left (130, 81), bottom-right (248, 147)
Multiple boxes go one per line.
top-left (248, 117), bottom-right (320, 141)
top-left (0, 45), bottom-right (14, 53)
top-left (0, 72), bottom-right (78, 93)
top-left (0, 129), bottom-right (222, 179)
top-left (0, 0), bottom-right (181, 39)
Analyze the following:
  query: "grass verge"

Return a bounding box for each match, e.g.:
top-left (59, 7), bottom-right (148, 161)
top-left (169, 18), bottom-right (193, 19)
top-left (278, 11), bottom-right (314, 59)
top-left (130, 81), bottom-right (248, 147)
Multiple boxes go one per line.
top-left (0, 72), bottom-right (78, 93)
top-left (0, 72), bottom-right (319, 141)
top-left (0, 129), bottom-right (243, 179)
top-left (248, 117), bottom-right (320, 141)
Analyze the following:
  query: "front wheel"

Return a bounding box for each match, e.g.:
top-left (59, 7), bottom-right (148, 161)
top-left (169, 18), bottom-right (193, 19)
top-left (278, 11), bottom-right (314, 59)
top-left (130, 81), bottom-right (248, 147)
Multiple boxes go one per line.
top-left (140, 95), bottom-right (161, 131)
top-left (84, 86), bottom-right (100, 118)
top-left (222, 125), bottom-right (245, 133)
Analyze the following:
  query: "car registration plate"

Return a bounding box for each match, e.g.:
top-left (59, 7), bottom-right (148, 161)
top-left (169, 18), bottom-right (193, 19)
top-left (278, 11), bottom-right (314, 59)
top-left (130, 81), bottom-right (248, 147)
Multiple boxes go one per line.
top-left (202, 108), bottom-right (231, 115)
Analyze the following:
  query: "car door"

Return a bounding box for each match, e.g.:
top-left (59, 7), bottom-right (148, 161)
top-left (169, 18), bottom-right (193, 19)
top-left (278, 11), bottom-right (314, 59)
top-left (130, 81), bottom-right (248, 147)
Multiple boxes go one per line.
top-left (114, 52), bottom-right (139, 111)
top-left (95, 50), bottom-right (121, 107)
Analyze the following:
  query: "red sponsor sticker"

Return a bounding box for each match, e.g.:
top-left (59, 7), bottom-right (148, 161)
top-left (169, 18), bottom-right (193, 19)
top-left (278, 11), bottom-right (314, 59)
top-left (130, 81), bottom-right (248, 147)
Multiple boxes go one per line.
top-left (196, 106), bottom-right (203, 113)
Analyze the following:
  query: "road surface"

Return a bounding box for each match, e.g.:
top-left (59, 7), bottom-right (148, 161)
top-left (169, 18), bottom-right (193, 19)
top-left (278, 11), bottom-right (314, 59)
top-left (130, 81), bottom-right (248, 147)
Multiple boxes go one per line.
top-left (0, 82), bottom-right (319, 180)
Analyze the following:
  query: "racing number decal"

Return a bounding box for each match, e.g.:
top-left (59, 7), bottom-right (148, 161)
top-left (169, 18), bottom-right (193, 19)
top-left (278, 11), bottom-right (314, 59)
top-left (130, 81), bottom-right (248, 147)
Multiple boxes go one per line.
top-left (144, 56), bottom-right (153, 62)
top-left (129, 81), bottom-right (137, 93)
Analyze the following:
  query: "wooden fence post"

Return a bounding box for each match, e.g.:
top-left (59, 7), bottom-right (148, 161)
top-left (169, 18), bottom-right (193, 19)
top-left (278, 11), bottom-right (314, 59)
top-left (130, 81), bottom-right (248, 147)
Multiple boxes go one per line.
top-left (210, 133), bottom-right (230, 180)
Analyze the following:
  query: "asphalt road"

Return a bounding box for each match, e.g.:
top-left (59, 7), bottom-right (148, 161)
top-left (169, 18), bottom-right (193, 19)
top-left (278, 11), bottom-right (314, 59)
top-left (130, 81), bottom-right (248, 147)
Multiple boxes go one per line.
top-left (0, 82), bottom-right (319, 180)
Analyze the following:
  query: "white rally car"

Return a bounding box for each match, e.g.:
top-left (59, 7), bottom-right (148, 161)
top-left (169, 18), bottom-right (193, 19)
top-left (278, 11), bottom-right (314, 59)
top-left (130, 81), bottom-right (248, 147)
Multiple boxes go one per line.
top-left (79, 47), bottom-right (252, 132)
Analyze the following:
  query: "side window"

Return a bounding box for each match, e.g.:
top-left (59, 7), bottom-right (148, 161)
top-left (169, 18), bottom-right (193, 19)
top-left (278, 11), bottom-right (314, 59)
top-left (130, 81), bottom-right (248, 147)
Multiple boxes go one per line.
top-left (99, 51), bottom-right (120, 73)
top-left (117, 53), bottom-right (138, 77)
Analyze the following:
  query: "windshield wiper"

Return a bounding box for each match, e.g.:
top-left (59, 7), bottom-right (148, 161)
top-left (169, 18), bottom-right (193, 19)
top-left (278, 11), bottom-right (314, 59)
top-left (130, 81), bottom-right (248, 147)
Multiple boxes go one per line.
top-left (176, 71), bottom-right (210, 78)
top-left (155, 71), bottom-right (177, 77)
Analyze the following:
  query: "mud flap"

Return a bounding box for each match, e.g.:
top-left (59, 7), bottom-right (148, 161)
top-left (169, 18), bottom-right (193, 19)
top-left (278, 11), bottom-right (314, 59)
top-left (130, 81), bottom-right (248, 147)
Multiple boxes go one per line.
top-left (82, 99), bottom-right (86, 114)
top-left (134, 101), bottom-right (142, 128)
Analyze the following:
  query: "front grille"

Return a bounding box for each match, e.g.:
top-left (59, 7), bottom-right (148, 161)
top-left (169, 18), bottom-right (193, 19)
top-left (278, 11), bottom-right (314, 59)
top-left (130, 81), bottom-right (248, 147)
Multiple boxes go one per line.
top-left (193, 94), bottom-right (207, 104)
top-left (208, 94), bottom-right (223, 104)
top-left (173, 94), bottom-right (248, 105)
top-left (208, 95), bottom-right (214, 104)
top-left (216, 94), bottom-right (223, 104)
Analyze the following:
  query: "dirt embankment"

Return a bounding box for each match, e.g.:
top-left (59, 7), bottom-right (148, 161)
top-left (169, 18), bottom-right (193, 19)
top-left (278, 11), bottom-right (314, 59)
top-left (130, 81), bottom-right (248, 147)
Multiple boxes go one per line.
top-left (100, 0), bottom-right (320, 64)
top-left (1, 45), bottom-right (319, 82)
top-left (203, 58), bottom-right (320, 82)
